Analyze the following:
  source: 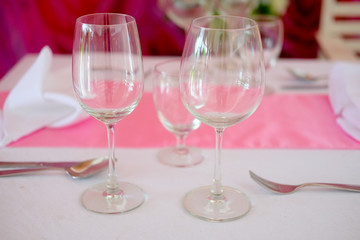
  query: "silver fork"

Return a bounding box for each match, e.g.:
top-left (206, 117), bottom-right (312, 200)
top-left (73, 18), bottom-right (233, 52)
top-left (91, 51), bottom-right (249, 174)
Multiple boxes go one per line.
top-left (286, 68), bottom-right (327, 81)
top-left (249, 171), bottom-right (360, 194)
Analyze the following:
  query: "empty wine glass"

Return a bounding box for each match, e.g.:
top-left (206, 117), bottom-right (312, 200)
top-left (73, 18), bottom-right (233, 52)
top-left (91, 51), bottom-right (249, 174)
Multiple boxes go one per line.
top-left (252, 14), bottom-right (283, 69)
top-left (252, 14), bottom-right (283, 93)
top-left (162, 0), bottom-right (256, 30)
top-left (72, 13), bottom-right (145, 214)
top-left (179, 15), bottom-right (265, 222)
top-left (216, 0), bottom-right (257, 17)
top-left (164, 0), bottom-right (213, 30)
top-left (153, 59), bottom-right (203, 167)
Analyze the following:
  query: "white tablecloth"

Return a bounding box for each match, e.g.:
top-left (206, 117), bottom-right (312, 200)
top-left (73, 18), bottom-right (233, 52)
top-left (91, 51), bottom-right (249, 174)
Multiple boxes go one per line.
top-left (1, 147), bottom-right (360, 240)
top-left (0, 55), bottom-right (359, 240)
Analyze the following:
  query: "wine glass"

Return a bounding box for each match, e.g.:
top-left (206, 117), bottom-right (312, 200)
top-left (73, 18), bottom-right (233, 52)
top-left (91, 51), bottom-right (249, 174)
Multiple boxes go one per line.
top-left (252, 14), bottom-right (283, 69)
top-left (216, 0), bottom-right (257, 17)
top-left (162, 0), bottom-right (256, 30)
top-left (251, 15), bottom-right (283, 93)
top-left (153, 59), bottom-right (203, 167)
top-left (72, 13), bottom-right (145, 214)
top-left (179, 15), bottom-right (265, 222)
top-left (163, 0), bottom-right (213, 30)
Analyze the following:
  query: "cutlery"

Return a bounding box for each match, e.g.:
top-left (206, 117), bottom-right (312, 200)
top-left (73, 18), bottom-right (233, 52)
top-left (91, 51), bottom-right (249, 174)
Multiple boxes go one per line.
top-left (0, 157), bottom-right (108, 179)
top-left (281, 84), bottom-right (328, 90)
top-left (287, 68), bottom-right (327, 82)
top-left (249, 171), bottom-right (360, 194)
top-left (0, 160), bottom-right (83, 168)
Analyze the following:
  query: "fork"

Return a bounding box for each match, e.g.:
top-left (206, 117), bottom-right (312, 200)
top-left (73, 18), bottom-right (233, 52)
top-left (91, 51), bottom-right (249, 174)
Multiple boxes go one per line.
top-left (286, 68), bottom-right (327, 81)
top-left (249, 171), bottom-right (360, 194)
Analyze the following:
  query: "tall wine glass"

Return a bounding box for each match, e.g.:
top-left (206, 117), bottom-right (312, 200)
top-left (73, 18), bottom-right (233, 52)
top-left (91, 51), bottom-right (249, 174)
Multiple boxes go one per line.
top-left (216, 0), bottom-right (256, 17)
top-left (252, 14), bottom-right (283, 69)
top-left (153, 59), bottom-right (203, 167)
top-left (162, 0), bottom-right (256, 30)
top-left (72, 13), bottom-right (145, 214)
top-left (252, 15), bottom-right (283, 94)
top-left (164, 0), bottom-right (213, 30)
top-left (179, 15), bottom-right (265, 222)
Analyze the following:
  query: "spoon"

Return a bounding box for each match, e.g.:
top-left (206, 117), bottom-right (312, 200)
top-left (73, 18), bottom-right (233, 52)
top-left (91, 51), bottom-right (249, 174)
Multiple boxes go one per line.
top-left (250, 171), bottom-right (360, 194)
top-left (0, 157), bottom-right (108, 179)
top-left (287, 68), bottom-right (327, 81)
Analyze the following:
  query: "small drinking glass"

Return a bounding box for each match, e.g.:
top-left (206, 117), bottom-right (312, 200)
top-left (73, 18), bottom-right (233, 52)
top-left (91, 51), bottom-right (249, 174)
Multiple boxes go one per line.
top-left (180, 15), bottom-right (265, 222)
top-left (72, 13), bottom-right (146, 214)
top-left (153, 59), bottom-right (203, 167)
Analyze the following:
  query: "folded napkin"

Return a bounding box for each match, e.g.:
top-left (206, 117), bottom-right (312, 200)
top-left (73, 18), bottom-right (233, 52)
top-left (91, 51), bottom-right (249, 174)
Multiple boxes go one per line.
top-left (329, 61), bottom-right (360, 141)
top-left (0, 46), bottom-right (88, 146)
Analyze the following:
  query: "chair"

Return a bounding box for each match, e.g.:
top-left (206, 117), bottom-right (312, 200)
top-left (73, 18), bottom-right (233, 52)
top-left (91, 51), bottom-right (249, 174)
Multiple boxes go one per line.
top-left (316, 0), bottom-right (360, 61)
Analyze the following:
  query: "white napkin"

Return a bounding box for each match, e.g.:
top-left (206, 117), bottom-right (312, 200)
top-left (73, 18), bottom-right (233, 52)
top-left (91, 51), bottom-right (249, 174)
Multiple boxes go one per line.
top-left (0, 46), bottom-right (88, 146)
top-left (329, 61), bottom-right (360, 141)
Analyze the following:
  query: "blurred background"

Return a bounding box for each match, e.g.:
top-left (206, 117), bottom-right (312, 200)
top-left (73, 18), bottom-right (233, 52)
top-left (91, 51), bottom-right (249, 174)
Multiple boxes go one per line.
top-left (0, 0), bottom-right (323, 79)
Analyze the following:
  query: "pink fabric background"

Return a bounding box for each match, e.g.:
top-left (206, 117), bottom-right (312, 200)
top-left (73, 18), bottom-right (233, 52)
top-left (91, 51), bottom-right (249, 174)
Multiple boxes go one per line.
top-left (0, 0), bottom-right (325, 79)
top-left (0, 0), bottom-right (185, 79)
top-left (1, 92), bottom-right (359, 149)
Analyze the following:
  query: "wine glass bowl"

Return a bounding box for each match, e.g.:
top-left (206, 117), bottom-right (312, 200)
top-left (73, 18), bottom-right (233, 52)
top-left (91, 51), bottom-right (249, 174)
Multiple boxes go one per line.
top-left (153, 59), bottom-right (203, 167)
top-left (163, 0), bottom-right (256, 30)
top-left (72, 13), bottom-right (145, 214)
top-left (251, 14), bottom-right (283, 94)
top-left (164, 0), bottom-right (213, 30)
top-left (217, 0), bottom-right (257, 17)
top-left (179, 15), bottom-right (265, 222)
top-left (251, 14), bottom-right (284, 69)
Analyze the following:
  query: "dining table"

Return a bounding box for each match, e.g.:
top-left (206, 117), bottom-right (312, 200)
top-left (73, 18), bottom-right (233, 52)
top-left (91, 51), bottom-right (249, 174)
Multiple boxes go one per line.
top-left (0, 53), bottom-right (359, 240)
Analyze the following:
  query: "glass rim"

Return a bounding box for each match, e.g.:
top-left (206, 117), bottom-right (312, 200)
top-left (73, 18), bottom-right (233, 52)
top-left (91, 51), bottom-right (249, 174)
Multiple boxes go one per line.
top-left (191, 15), bottom-right (258, 31)
top-left (250, 14), bottom-right (283, 25)
top-left (76, 13), bottom-right (136, 26)
top-left (154, 58), bottom-right (181, 78)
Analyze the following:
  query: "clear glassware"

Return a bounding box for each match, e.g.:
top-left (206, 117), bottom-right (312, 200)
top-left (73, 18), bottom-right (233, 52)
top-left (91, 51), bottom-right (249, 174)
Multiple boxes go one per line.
top-left (252, 14), bottom-right (283, 70)
top-left (153, 59), bottom-right (203, 167)
top-left (216, 0), bottom-right (257, 17)
top-left (164, 0), bottom-right (213, 30)
top-left (179, 15), bottom-right (265, 222)
top-left (72, 13), bottom-right (146, 214)
top-left (163, 0), bottom-right (256, 30)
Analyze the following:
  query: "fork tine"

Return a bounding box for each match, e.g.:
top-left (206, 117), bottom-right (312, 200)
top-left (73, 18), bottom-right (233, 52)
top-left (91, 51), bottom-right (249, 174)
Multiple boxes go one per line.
top-left (250, 171), bottom-right (276, 191)
top-left (249, 171), bottom-right (285, 193)
top-left (249, 171), bottom-right (272, 186)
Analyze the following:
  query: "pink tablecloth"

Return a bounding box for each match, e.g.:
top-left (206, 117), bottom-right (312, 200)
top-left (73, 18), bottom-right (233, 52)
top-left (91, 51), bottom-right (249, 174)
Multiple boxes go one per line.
top-left (2, 92), bottom-right (359, 149)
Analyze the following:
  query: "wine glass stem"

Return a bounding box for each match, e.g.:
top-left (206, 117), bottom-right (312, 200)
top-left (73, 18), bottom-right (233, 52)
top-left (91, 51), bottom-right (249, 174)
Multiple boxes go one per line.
top-left (106, 123), bottom-right (120, 195)
top-left (175, 134), bottom-right (189, 154)
top-left (211, 127), bottom-right (225, 198)
top-left (176, 135), bottom-right (186, 149)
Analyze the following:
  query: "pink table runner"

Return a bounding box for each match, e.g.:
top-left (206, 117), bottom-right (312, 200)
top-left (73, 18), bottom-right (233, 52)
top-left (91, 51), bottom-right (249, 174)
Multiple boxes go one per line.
top-left (2, 92), bottom-right (359, 149)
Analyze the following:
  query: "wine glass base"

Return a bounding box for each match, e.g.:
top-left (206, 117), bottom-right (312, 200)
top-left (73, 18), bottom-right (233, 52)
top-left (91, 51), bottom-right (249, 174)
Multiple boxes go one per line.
top-left (183, 185), bottom-right (251, 222)
top-left (81, 182), bottom-right (146, 214)
top-left (158, 146), bottom-right (203, 167)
